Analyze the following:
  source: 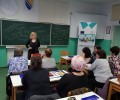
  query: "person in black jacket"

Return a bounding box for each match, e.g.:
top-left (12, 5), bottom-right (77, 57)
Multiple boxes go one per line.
top-left (90, 45), bottom-right (101, 63)
top-left (57, 55), bottom-right (88, 97)
top-left (22, 56), bottom-right (52, 100)
top-left (26, 32), bottom-right (40, 60)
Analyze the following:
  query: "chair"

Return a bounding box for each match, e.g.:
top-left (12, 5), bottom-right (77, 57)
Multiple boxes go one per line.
top-left (97, 76), bottom-right (117, 100)
top-left (67, 87), bottom-right (90, 96)
top-left (59, 51), bottom-right (70, 70)
top-left (28, 93), bottom-right (60, 100)
top-left (60, 50), bottom-right (69, 56)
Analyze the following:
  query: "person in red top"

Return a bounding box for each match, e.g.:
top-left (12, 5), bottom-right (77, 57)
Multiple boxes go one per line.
top-left (108, 46), bottom-right (120, 76)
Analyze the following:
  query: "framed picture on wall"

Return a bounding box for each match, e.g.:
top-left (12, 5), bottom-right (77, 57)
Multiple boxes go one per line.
top-left (106, 26), bottom-right (111, 34)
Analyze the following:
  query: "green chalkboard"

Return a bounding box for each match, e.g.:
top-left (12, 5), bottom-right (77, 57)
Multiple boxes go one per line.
top-left (2, 20), bottom-right (50, 45)
top-left (51, 24), bottom-right (70, 45)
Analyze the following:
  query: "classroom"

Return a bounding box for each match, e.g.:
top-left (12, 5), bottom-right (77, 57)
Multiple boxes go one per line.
top-left (0, 0), bottom-right (120, 100)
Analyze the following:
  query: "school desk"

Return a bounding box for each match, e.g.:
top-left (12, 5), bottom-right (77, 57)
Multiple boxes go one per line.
top-left (10, 70), bottom-right (67, 100)
top-left (57, 91), bottom-right (103, 100)
top-left (59, 56), bottom-right (72, 71)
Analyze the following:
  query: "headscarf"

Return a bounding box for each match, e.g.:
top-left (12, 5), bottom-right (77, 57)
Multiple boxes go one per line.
top-left (71, 55), bottom-right (86, 71)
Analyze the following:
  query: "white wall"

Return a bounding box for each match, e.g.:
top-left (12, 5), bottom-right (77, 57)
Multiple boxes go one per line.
top-left (0, 0), bottom-right (106, 62)
top-left (0, 0), bottom-right (39, 22)
top-left (39, 0), bottom-right (69, 24)
top-left (106, 1), bottom-right (120, 26)
top-left (0, 0), bottom-right (107, 27)
top-left (70, 13), bottom-right (107, 39)
top-left (38, 0), bottom-right (106, 25)
top-left (69, 0), bottom-right (106, 15)
top-left (104, 1), bottom-right (120, 40)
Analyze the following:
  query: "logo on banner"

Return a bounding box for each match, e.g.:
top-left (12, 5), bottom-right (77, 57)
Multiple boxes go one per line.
top-left (79, 22), bottom-right (97, 35)
top-left (25, 0), bottom-right (33, 10)
top-left (80, 22), bottom-right (96, 29)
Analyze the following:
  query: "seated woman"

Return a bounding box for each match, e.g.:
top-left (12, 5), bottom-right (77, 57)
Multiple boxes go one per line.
top-left (86, 50), bottom-right (113, 91)
top-left (68, 47), bottom-right (91, 72)
top-left (90, 45), bottom-right (101, 64)
top-left (57, 55), bottom-right (88, 98)
top-left (82, 47), bottom-right (91, 64)
top-left (8, 48), bottom-right (28, 75)
top-left (22, 56), bottom-right (52, 100)
top-left (108, 46), bottom-right (120, 76)
top-left (42, 48), bottom-right (56, 70)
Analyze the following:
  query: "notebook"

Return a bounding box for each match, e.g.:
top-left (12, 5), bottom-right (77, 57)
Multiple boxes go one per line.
top-left (81, 95), bottom-right (99, 100)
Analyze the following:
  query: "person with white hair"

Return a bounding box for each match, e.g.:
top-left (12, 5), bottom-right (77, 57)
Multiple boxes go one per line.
top-left (57, 55), bottom-right (88, 97)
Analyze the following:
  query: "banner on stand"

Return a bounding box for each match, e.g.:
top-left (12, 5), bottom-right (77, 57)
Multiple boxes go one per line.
top-left (79, 22), bottom-right (97, 46)
top-left (77, 22), bottom-right (97, 55)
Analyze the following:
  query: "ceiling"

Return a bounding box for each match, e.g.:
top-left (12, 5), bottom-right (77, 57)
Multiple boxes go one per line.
top-left (58, 0), bottom-right (120, 4)
top-left (78, 0), bottom-right (119, 4)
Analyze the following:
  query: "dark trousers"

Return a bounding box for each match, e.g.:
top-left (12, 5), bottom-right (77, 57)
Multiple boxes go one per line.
top-left (28, 51), bottom-right (31, 60)
top-left (88, 78), bottom-right (105, 91)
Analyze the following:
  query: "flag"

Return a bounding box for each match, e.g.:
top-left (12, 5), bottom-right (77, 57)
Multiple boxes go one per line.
top-left (25, 0), bottom-right (33, 10)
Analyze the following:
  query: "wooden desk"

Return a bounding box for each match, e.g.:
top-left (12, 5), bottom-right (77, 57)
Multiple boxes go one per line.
top-left (10, 75), bottom-right (22, 100)
top-left (59, 56), bottom-right (72, 71)
top-left (10, 70), bottom-right (67, 100)
top-left (107, 78), bottom-right (120, 100)
top-left (57, 91), bottom-right (103, 100)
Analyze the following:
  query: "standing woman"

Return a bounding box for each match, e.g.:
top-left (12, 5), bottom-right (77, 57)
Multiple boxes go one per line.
top-left (26, 32), bottom-right (40, 60)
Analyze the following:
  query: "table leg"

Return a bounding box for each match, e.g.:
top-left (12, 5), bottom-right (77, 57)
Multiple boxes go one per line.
top-left (10, 95), bottom-right (12, 100)
top-left (13, 87), bottom-right (17, 100)
top-left (65, 61), bottom-right (68, 71)
top-left (10, 96), bottom-right (12, 100)
top-left (10, 85), bottom-right (14, 100)
top-left (107, 83), bottom-right (112, 100)
top-left (59, 58), bottom-right (63, 70)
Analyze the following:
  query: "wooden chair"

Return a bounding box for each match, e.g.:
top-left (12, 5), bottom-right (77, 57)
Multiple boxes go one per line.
top-left (60, 50), bottom-right (69, 56)
top-left (59, 50), bottom-right (70, 70)
top-left (67, 87), bottom-right (90, 96)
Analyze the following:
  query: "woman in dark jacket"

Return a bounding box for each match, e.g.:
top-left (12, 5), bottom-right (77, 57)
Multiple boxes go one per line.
top-left (22, 56), bottom-right (52, 100)
top-left (26, 32), bottom-right (40, 60)
top-left (57, 55), bottom-right (88, 97)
